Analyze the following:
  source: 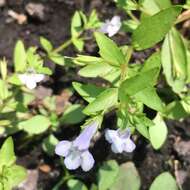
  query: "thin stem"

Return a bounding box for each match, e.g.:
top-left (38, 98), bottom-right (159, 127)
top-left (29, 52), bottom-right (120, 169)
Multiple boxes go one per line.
top-left (127, 11), bottom-right (140, 23)
top-left (53, 38), bottom-right (73, 54)
top-left (120, 46), bottom-right (133, 82)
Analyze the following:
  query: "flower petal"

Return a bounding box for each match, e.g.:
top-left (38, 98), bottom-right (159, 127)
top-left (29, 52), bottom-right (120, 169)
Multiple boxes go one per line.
top-left (73, 121), bottom-right (98, 150)
top-left (64, 152), bottom-right (81, 170)
top-left (111, 138), bottom-right (124, 153)
top-left (55, 140), bottom-right (72, 157)
top-left (18, 74), bottom-right (28, 84)
top-left (107, 25), bottom-right (120, 37)
top-left (99, 22), bottom-right (109, 33)
top-left (33, 74), bottom-right (45, 82)
top-left (81, 151), bottom-right (95, 172)
top-left (105, 129), bottom-right (119, 143)
top-left (119, 128), bottom-right (131, 139)
top-left (111, 16), bottom-right (121, 26)
top-left (25, 80), bottom-right (37, 89)
top-left (123, 138), bottom-right (136, 153)
top-left (108, 16), bottom-right (121, 37)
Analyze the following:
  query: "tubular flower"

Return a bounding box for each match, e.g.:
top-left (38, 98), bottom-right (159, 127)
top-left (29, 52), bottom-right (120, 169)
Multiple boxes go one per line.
top-left (105, 128), bottom-right (136, 153)
top-left (55, 122), bottom-right (98, 172)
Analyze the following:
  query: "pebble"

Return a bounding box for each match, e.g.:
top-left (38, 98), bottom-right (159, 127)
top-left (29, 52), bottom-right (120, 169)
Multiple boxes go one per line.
top-left (25, 3), bottom-right (47, 22)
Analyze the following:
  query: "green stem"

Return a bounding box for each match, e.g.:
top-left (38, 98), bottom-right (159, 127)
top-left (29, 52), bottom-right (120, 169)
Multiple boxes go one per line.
top-left (127, 11), bottom-right (140, 23)
top-left (53, 39), bottom-right (73, 54)
top-left (120, 47), bottom-right (133, 82)
top-left (52, 175), bottom-right (72, 190)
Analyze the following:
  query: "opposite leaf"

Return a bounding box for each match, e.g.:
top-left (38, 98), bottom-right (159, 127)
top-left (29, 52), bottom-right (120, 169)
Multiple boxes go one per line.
top-left (0, 137), bottom-right (16, 172)
top-left (94, 32), bottom-right (125, 66)
top-left (19, 115), bottom-right (51, 135)
top-left (149, 114), bottom-right (168, 149)
top-left (111, 162), bottom-right (141, 190)
top-left (14, 40), bottom-right (27, 72)
top-left (83, 88), bottom-right (118, 115)
top-left (161, 28), bottom-right (187, 94)
top-left (132, 6), bottom-right (182, 50)
top-left (98, 160), bottom-right (119, 190)
top-left (150, 172), bottom-right (179, 190)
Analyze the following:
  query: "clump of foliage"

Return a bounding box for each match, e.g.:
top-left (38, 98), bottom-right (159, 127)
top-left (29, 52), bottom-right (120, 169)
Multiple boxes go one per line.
top-left (0, 0), bottom-right (190, 189)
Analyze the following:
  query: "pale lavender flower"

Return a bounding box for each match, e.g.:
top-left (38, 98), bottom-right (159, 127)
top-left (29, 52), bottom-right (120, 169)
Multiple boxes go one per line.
top-left (55, 122), bottom-right (98, 171)
top-left (99, 16), bottom-right (121, 37)
top-left (105, 128), bottom-right (136, 153)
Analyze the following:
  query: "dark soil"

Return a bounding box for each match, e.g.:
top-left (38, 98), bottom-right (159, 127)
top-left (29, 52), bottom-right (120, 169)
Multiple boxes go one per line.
top-left (0, 0), bottom-right (190, 190)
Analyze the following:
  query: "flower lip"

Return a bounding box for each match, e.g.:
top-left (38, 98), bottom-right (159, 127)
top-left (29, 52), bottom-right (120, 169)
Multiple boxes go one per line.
top-left (105, 128), bottom-right (136, 154)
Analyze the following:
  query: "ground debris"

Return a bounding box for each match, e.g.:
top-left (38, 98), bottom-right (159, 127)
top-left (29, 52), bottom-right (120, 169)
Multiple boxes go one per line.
top-left (174, 140), bottom-right (190, 162)
top-left (7, 10), bottom-right (27, 24)
top-left (25, 3), bottom-right (48, 22)
top-left (18, 169), bottom-right (39, 190)
top-left (0, 0), bottom-right (6, 7)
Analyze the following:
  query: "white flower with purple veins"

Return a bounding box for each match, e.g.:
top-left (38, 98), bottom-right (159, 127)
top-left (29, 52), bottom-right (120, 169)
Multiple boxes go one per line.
top-left (105, 128), bottom-right (136, 153)
top-left (55, 122), bottom-right (98, 172)
top-left (18, 69), bottom-right (45, 90)
top-left (100, 16), bottom-right (122, 37)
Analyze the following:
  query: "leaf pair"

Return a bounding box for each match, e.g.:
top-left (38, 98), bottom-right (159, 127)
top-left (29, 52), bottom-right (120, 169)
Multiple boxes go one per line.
top-left (0, 137), bottom-right (26, 190)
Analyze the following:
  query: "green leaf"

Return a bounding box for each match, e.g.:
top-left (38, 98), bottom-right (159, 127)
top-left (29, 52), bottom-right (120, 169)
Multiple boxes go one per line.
top-left (150, 172), bottom-right (179, 190)
top-left (49, 52), bottom-right (65, 65)
top-left (67, 179), bottom-right (88, 190)
top-left (90, 184), bottom-right (98, 190)
top-left (83, 88), bottom-right (118, 115)
top-left (0, 137), bottom-right (16, 172)
top-left (42, 134), bottom-right (58, 156)
top-left (111, 162), bottom-right (141, 190)
top-left (60, 104), bottom-right (86, 124)
top-left (161, 28), bottom-right (187, 94)
top-left (122, 20), bottom-right (139, 32)
top-left (78, 62), bottom-right (114, 78)
top-left (8, 74), bottom-right (22, 85)
top-left (134, 115), bottom-right (153, 139)
top-left (164, 101), bottom-right (188, 120)
top-left (72, 38), bottom-right (84, 52)
top-left (134, 87), bottom-right (164, 112)
top-left (73, 82), bottom-right (106, 102)
top-left (120, 68), bottom-right (159, 97)
top-left (71, 11), bottom-right (83, 37)
top-left (115, 0), bottom-right (138, 11)
top-left (37, 66), bottom-right (52, 75)
top-left (2, 165), bottom-right (27, 189)
top-left (74, 55), bottom-right (103, 66)
top-left (86, 10), bottom-right (101, 29)
top-left (94, 32), bottom-right (126, 66)
top-left (98, 160), bottom-right (119, 190)
top-left (40, 37), bottom-right (53, 53)
top-left (141, 52), bottom-right (161, 77)
top-left (140, 0), bottom-right (171, 15)
top-left (14, 40), bottom-right (27, 72)
top-left (19, 115), bottom-right (51, 135)
top-left (0, 80), bottom-right (9, 100)
top-left (149, 114), bottom-right (168, 149)
top-left (132, 6), bottom-right (182, 50)
top-left (26, 47), bottom-right (43, 68)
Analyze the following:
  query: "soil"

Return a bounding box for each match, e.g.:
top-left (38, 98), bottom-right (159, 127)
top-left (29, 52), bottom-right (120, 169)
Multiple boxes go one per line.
top-left (0, 0), bottom-right (189, 190)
